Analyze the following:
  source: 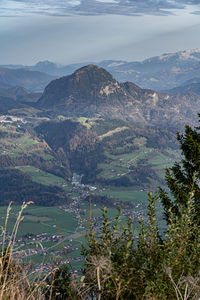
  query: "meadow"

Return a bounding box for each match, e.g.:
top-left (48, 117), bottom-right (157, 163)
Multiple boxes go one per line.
top-left (97, 147), bottom-right (180, 185)
top-left (16, 166), bottom-right (66, 186)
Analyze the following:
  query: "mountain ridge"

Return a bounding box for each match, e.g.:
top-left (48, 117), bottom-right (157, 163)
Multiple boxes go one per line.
top-left (3, 48), bottom-right (200, 90)
top-left (0, 67), bottom-right (55, 92)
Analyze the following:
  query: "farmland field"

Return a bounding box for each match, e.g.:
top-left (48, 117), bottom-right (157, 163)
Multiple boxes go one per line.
top-left (16, 166), bottom-right (65, 186)
top-left (0, 202), bottom-right (136, 269)
top-left (97, 147), bottom-right (180, 186)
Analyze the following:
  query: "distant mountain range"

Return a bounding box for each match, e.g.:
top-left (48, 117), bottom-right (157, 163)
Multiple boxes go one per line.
top-left (3, 48), bottom-right (200, 91)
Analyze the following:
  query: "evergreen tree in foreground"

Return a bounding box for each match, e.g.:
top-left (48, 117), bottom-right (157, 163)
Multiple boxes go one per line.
top-left (159, 116), bottom-right (200, 222)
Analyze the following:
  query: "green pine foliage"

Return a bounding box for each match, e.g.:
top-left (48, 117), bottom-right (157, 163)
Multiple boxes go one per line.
top-left (159, 116), bottom-right (200, 222)
top-left (81, 186), bottom-right (200, 299)
top-left (81, 206), bottom-right (135, 299)
top-left (44, 264), bottom-right (75, 300)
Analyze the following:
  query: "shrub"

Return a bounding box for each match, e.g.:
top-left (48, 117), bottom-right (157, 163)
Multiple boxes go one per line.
top-left (81, 184), bottom-right (200, 299)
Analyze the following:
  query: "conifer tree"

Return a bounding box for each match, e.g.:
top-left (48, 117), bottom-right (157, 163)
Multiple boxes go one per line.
top-left (159, 116), bottom-right (200, 222)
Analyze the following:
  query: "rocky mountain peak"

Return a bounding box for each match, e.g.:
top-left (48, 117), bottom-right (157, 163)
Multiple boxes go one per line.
top-left (37, 64), bottom-right (128, 112)
top-left (36, 64), bottom-right (200, 127)
top-left (72, 64), bottom-right (116, 84)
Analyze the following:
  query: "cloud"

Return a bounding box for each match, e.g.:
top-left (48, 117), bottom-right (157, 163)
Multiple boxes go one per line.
top-left (1, 0), bottom-right (200, 17)
top-left (191, 10), bottom-right (200, 13)
top-left (1, 6), bottom-right (200, 65)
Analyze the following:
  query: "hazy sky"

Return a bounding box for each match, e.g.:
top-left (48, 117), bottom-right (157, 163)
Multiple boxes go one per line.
top-left (1, 0), bottom-right (200, 65)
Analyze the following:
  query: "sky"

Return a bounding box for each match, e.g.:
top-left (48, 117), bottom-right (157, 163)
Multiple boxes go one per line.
top-left (1, 0), bottom-right (200, 65)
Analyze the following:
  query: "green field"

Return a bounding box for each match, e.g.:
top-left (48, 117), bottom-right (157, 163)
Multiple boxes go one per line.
top-left (0, 124), bottom-right (55, 161)
top-left (0, 205), bottom-right (84, 267)
top-left (97, 147), bottom-right (180, 185)
top-left (0, 203), bottom-right (130, 270)
top-left (148, 152), bottom-right (179, 170)
top-left (98, 187), bottom-right (147, 203)
top-left (16, 166), bottom-right (65, 186)
top-left (0, 206), bottom-right (78, 236)
top-left (0, 188), bottom-right (167, 269)
top-left (97, 149), bottom-right (154, 179)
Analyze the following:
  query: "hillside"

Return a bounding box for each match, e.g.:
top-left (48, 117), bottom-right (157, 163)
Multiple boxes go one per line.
top-left (166, 80), bottom-right (200, 96)
top-left (0, 120), bottom-right (73, 205)
top-left (0, 89), bottom-right (21, 114)
top-left (35, 119), bottom-right (104, 182)
top-left (0, 67), bottom-right (55, 92)
top-left (0, 114), bottom-right (181, 205)
top-left (0, 168), bottom-right (68, 206)
top-left (0, 86), bottom-right (41, 115)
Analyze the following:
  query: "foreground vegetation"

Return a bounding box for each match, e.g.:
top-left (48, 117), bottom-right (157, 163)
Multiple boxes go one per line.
top-left (1, 187), bottom-right (200, 299)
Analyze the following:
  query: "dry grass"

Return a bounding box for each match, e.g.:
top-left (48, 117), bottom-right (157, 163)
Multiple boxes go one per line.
top-left (0, 202), bottom-right (49, 300)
